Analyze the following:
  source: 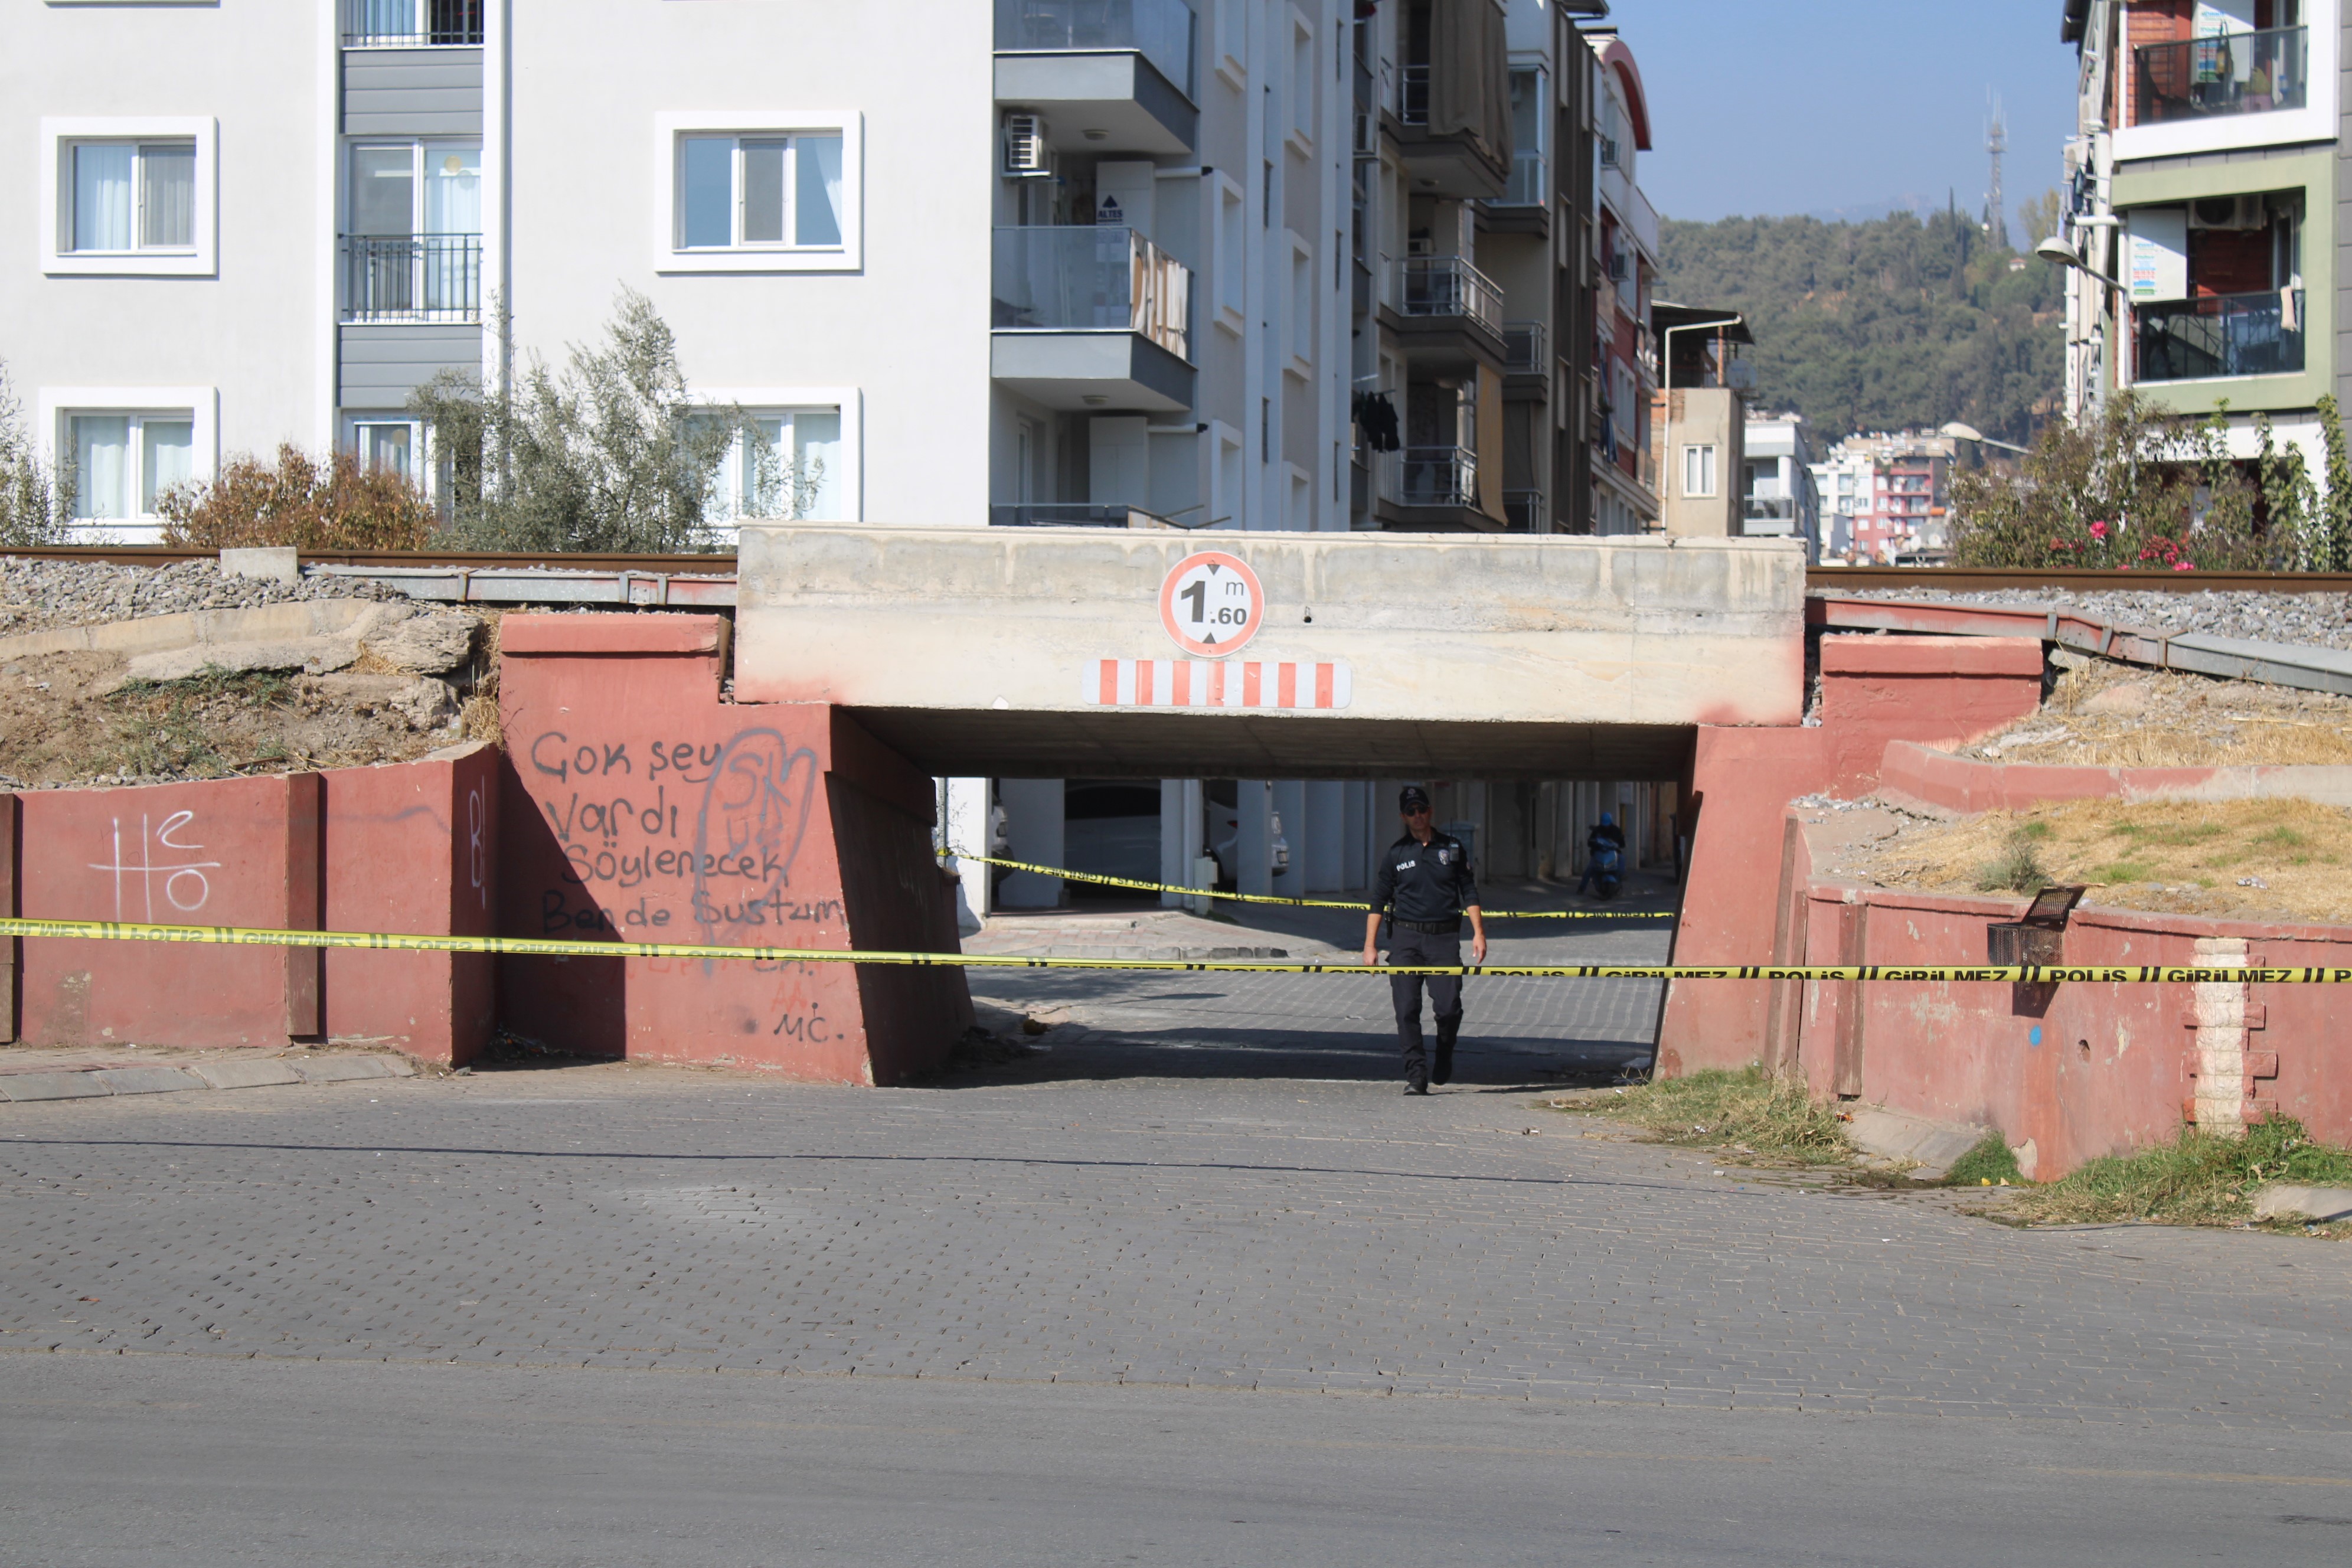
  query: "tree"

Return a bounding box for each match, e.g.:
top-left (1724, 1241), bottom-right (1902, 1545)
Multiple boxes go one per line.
top-left (158, 445), bottom-right (435, 551)
top-left (0, 360), bottom-right (75, 547)
top-left (1950, 393), bottom-right (2292, 571)
top-left (2311, 394), bottom-right (2352, 572)
top-left (410, 289), bottom-right (812, 553)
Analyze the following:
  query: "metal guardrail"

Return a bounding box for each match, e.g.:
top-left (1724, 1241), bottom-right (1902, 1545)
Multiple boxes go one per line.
top-left (1501, 320), bottom-right (1544, 374)
top-left (1396, 255), bottom-right (1504, 337)
top-left (1805, 565), bottom-right (2352, 594)
top-left (342, 0), bottom-right (484, 47)
top-left (344, 234), bottom-right (482, 324)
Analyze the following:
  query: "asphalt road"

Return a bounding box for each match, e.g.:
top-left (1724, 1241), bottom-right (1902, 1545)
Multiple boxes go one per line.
top-left (2, 927), bottom-right (2348, 1565)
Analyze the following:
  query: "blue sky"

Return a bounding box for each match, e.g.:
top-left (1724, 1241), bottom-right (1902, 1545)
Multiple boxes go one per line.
top-left (1608, 0), bottom-right (2079, 237)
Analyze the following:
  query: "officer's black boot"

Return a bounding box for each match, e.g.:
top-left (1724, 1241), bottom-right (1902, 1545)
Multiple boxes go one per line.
top-left (1432, 1034), bottom-right (1455, 1086)
top-left (1399, 1024), bottom-right (1430, 1094)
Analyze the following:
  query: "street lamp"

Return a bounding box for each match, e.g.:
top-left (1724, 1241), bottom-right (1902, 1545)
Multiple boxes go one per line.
top-left (1938, 420), bottom-right (2030, 455)
top-left (2034, 234), bottom-right (2125, 291)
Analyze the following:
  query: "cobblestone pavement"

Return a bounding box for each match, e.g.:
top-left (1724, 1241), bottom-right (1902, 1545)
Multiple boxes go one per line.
top-left (4, 1035), bottom-right (2348, 1430)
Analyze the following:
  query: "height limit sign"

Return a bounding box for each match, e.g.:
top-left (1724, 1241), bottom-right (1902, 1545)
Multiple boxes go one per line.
top-left (1158, 550), bottom-right (1264, 658)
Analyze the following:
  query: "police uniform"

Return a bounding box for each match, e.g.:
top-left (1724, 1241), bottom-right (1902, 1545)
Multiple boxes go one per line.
top-left (1373, 827), bottom-right (1478, 1092)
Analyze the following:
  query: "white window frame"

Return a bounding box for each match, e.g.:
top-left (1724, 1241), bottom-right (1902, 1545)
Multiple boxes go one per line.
top-left (1681, 443), bottom-right (1717, 499)
top-left (1212, 172), bottom-right (1247, 337)
top-left (690, 387), bottom-right (862, 523)
top-left (37, 387), bottom-right (219, 540)
top-left (41, 117), bottom-right (217, 277)
top-left (1286, 8), bottom-right (1316, 153)
top-left (342, 414), bottom-right (430, 489)
top-left (1214, 0), bottom-right (1249, 89)
top-left (1208, 419), bottom-right (1245, 528)
top-left (1285, 228), bottom-right (1314, 374)
top-left (653, 111), bottom-right (862, 274)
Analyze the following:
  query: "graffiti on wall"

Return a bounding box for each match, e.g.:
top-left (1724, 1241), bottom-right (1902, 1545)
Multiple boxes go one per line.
top-left (527, 729), bottom-right (839, 946)
top-left (91, 812), bottom-right (220, 921)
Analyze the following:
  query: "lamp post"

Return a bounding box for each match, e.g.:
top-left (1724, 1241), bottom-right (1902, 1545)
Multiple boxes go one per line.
top-left (1938, 420), bottom-right (2031, 455)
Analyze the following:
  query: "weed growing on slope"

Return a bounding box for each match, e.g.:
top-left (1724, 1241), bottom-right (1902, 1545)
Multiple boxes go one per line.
top-left (1549, 1067), bottom-right (1853, 1167)
top-left (1998, 1116), bottom-right (2352, 1229)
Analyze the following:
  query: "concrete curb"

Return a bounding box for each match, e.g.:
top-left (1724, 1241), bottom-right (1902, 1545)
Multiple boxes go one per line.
top-left (1844, 1105), bottom-right (1991, 1181)
top-left (0, 1054), bottom-right (416, 1104)
top-left (2252, 1184), bottom-right (2352, 1223)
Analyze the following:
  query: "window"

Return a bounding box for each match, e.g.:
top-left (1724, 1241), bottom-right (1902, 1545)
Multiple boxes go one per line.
top-left (1287, 464), bottom-right (1312, 532)
top-left (1214, 0), bottom-right (1248, 87)
top-left (655, 113), bottom-right (861, 273)
top-left (42, 118), bottom-right (215, 276)
top-left (347, 141), bottom-right (482, 321)
top-left (347, 418), bottom-right (424, 485)
top-left (703, 407), bottom-right (844, 522)
top-left (342, 0), bottom-right (488, 47)
top-left (1288, 9), bottom-right (1316, 149)
top-left (69, 411), bottom-right (191, 521)
top-left (1288, 231), bottom-right (1313, 370)
top-left (692, 390), bottom-right (858, 524)
top-left (1210, 420), bottom-right (1244, 528)
top-left (1681, 443), bottom-right (1717, 498)
top-left (1213, 172), bottom-right (1247, 334)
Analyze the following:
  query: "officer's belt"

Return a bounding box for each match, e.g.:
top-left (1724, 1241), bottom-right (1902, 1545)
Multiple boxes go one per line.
top-left (1391, 918), bottom-right (1463, 935)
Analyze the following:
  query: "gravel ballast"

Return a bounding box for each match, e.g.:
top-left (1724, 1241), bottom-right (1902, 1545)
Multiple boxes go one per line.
top-left (0, 558), bottom-right (413, 638)
top-left (1839, 586), bottom-right (2352, 652)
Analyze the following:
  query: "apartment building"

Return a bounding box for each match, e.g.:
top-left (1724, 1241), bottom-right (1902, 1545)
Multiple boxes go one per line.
top-left (1739, 410), bottom-right (1821, 561)
top-left (2057, 0), bottom-right (2345, 473)
top-left (1808, 432), bottom-right (1955, 564)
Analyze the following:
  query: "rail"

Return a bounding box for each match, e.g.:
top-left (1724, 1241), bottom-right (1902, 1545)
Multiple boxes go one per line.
top-left (342, 0), bottom-right (484, 47)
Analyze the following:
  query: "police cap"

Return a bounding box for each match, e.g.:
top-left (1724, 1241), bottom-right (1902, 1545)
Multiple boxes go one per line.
top-left (1398, 785), bottom-right (1431, 812)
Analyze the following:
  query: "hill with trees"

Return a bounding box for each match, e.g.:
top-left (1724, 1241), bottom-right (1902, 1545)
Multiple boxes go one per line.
top-left (1655, 195), bottom-right (2064, 446)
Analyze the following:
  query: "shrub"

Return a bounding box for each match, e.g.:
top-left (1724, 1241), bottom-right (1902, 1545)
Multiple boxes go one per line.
top-left (0, 360), bottom-right (74, 547)
top-left (159, 445), bottom-right (435, 551)
top-left (410, 289), bottom-right (808, 554)
top-left (1974, 827), bottom-right (2049, 893)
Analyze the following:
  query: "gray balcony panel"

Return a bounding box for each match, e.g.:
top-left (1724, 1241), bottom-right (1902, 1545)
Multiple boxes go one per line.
top-left (994, 53), bottom-right (1195, 155)
top-left (991, 332), bottom-right (1193, 414)
top-left (344, 47), bottom-right (484, 136)
top-left (338, 323), bottom-right (481, 409)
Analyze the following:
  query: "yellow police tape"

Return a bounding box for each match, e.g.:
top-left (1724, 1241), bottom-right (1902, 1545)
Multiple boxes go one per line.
top-left (940, 851), bottom-right (1675, 920)
top-left (0, 916), bottom-right (2344, 984)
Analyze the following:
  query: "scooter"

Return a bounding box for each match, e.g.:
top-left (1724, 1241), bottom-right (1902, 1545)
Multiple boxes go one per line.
top-left (1585, 838), bottom-right (1623, 901)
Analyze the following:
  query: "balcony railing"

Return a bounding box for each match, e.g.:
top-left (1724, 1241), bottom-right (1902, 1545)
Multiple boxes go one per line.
top-left (1502, 151), bottom-right (1547, 206)
top-left (992, 226), bottom-right (1192, 361)
top-left (343, 234), bottom-right (481, 323)
top-left (2134, 25), bottom-right (2306, 125)
top-left (342, 0), bottom-right (484, 46)
top-left (1501, 320), bottom-right (1545, 374)
top-left (2134, 288), bottom-right (2305, 383)
top-left (994, 0), bottom-right (1196, 97)
top-left (988, 502), bottom-right (1193, 529)
top-left (1396, 255), bottom-right (1504, 338)
top-left (1503, 489), bottom-right (1543, 531)
top-left (1399, 63), bottom-right (1430, 126)
top-left (1742, 495), bottom-right (1798, 526)
top-left (1378, 446), bottom-right (1479, 508)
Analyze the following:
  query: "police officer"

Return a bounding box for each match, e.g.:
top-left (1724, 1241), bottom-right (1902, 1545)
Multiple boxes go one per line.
top-left (1361, 785), bottom-right (1486, 1095)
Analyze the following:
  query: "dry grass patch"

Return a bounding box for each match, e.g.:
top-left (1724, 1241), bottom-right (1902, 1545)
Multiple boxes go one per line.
top-left (1862, 796), bottom-right (2352, 923)
top-left (1968, 660), bottom-right (2352, 769)
top-left (1546, 1067), bottom-right (1854, 1167)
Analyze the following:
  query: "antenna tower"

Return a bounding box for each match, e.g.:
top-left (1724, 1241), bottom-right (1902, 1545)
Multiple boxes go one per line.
top-left (1984, 95), bottom-right (2008, 249)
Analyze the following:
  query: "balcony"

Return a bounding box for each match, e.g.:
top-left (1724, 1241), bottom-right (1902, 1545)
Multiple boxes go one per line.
top-left (1380, 446), bottom-right (1479, 508)
top-left (1502, 151), bottom-right (1546, 207)
top-left (2133, 25), bottom-right (2306, 125)
top-left (342, 0), bottom-right (484, 46)
top-left (1501, 320), bottom-right (1545, 375)
top-left (1396, 256), bottom-right (1503, 335)
top-left (342, 234), bottom-right (481, 323)
top-left (992, 226), bottom-right (1195, 412)
top-left (1503, 489), bottom-right (1543, 531)
top-left (1742, 495), bottom-right (1798, 533)
top-left (995, 0), bottom-right (1197, 155)
top-left (988, 502), bottom-right (1190, 529)
top-left (1384, 0), bottom-right (1510, 199)
top-left (2134, 288), bottom-right (2305, 383)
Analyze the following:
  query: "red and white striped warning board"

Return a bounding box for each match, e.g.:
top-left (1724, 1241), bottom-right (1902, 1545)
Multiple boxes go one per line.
top-left (1086, 659), bottom-right (1353, 710)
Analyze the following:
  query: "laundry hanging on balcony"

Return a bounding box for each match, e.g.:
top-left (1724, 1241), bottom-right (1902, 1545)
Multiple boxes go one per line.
top-left (1353, 390), bottom-right (1402, 453)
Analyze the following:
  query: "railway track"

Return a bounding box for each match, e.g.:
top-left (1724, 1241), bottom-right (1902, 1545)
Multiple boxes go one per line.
top-left (9, 545), bottom-right (2352, 595)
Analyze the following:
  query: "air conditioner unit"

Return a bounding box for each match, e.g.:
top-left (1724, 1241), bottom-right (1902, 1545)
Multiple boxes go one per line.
top-left (2188, 193), bottom-right (2265, 230)
top-left (1003, 115), bottom-right (1054, 178)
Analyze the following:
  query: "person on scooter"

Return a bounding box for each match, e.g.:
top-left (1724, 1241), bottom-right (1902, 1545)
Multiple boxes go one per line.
top-left (1577, 812), bottom-right (1626, 899)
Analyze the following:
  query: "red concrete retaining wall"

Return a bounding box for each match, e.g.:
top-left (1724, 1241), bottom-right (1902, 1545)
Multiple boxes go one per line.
top-left (1791, 876), bottom-right (2352, 1177)
top-left (322, 744), bottom-right (501, 1064)
top-left (1658, 634), bottom-right (2046, 1074)
top-left (5, 747), bottom-right (495, 1061)
top-left (495, 613), bottom-right (969, 1083)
